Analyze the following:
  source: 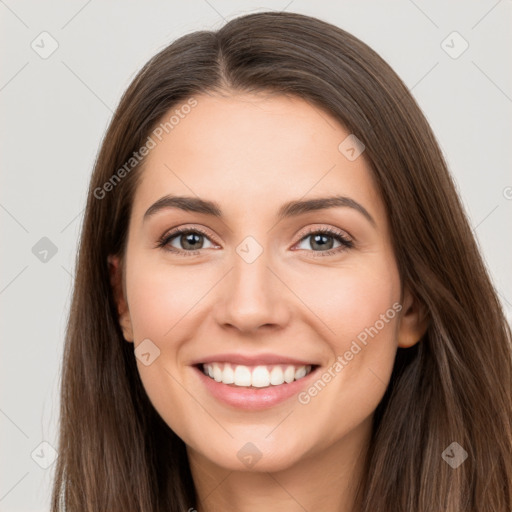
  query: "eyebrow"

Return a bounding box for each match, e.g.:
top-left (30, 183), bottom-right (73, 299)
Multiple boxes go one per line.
top-left (143, 194), bottom-right (376, 226)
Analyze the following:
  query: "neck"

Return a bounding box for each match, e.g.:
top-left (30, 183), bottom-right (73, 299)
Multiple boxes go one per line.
top-left (187, 415), bottom-right (372, 512)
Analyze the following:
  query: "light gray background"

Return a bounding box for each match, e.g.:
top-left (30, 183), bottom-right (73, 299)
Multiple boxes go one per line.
top-left (1, 1), bottom-right (511, 510)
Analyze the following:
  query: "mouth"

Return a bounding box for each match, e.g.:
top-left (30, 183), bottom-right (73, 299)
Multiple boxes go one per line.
top-left (195, 362), bottom-right (319, 389)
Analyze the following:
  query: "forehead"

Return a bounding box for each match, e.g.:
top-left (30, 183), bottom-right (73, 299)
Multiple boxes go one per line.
top-left (132, 92), bottom-right (385, 225)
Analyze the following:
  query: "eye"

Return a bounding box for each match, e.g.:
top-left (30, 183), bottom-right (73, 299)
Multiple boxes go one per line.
top-left (156, 225), bottom-right (354, 258)
top-left (294, 227), bottom-right (353, 257)
top-left (156, 226), bottom-right (218, 256)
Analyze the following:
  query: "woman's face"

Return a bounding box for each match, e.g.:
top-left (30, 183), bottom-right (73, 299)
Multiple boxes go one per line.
top-left (110, 92), bottom-right (424, 472)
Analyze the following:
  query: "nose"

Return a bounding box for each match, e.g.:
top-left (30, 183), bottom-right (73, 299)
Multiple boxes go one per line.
top-left (213, 248), bottom-right (291, 334)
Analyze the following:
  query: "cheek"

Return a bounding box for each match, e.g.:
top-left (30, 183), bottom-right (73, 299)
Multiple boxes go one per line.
top-left (124, 260), bottom-right (206, 443)
top-left (287, 264), bottom-right (401, 449)
top-left (292, 260), bottom-right (401, 399)
top-left (292, 260), bottom-right (400, 343)
top-left (125, 261), bottom-right (207, 341)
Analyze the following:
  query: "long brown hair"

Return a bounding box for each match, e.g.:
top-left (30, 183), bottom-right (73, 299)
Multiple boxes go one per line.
top-left (51, 11), bottom-right (512, 511)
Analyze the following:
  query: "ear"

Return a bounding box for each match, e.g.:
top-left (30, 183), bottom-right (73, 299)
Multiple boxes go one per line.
top-left (108, 254), bottom-right (134, 343)
top-left (397, 287), bottom-right (428, 348)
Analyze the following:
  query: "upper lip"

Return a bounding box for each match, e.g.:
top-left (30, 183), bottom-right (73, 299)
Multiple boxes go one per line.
top-left (191, 353), bottom-right (319, 367)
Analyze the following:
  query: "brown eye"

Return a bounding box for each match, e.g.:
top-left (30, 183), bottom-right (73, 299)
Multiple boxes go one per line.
top-left (174, 232), bottom-right (205, 250)
top-left (295, 228), bottom-right (353, 257)
top-left (157, 227), bottom-right (217, 255)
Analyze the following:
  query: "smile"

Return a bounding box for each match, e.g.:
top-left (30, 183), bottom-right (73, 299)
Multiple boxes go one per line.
top-left (201, 362), bottom-right (316, 388)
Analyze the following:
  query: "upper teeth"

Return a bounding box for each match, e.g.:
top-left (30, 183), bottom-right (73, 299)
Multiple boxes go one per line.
top-left (203, 363), bottom-right (313, 388)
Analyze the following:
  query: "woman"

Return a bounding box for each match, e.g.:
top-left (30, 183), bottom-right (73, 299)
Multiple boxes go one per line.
top-left (51, 11), bottom-right (512, 512)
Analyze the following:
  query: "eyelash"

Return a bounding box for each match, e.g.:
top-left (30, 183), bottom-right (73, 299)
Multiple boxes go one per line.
top-left (298, 226), bottom-right (354, 257)
top-left (155, 225), bottom-right (354, 258)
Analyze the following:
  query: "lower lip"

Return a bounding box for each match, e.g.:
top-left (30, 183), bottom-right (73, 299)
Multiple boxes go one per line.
top-left (193, 365), bottom-right (319, 410)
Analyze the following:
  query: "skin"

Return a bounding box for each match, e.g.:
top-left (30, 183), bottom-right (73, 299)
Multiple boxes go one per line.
top-left (109, 91), bottom-right (426, 512)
